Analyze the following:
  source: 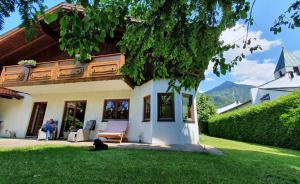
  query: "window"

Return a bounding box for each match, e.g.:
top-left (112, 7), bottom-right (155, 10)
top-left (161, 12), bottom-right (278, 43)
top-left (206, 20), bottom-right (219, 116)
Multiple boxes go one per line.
top-left (288, 71), bottom-right (294, 79)
top-left (279, 71), bottom-right (284, 77)
top-left (260, 94), bottom-right (270, 102)
top-left (157, 93), bottom-right (174, 121)
top-left (103, 99), bottom-right (129, 121)
top-left (60, 101), bottom-right (87, 138)
top-left (143, 95), bottom-right (151, 122)
top-left (293, 67), bottom-right (300, 75)
top-left (182, 94), bottom-right (194, 122)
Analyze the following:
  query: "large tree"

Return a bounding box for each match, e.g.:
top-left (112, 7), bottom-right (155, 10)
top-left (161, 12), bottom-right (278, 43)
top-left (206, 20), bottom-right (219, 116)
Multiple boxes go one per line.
top-left (2, 0), bottom-right (296, 91)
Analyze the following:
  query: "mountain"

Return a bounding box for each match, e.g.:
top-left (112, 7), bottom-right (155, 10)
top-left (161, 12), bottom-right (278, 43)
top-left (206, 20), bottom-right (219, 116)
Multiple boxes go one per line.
top-left (204, 81), bottom-right (254, 108)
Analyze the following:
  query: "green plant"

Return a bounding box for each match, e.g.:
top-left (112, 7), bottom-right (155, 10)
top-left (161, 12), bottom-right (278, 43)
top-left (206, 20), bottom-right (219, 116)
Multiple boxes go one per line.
top-left (17, 59), bottom-right (37, 66)
top-left (1, 1), bottom-right (260, 91)
top-left (208, 91), bottom-right (300, 150)
top-left (196, 93), bottom-right (216, 134)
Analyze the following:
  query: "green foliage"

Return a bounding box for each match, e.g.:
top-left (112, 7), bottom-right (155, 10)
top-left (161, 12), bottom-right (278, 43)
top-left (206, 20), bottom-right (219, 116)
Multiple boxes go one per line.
top-left (17, 59), bottom-right (37, 66)
top-left (271, 0), bottom-right (300, 34)
top-left (0, 0), bottom-right (46, 40)
top-left (208, 91), bottom-right (300, 150)
top-left (41, 0), bottom-right (254, 90)
top-left (1, 0), bottom-right (262, 91)
top-left (119, 0), bottom-right (252, 91)
top-left (58, 0), bottom-right (130, 62)
top-left (196, 93), bottom-right (216, 134)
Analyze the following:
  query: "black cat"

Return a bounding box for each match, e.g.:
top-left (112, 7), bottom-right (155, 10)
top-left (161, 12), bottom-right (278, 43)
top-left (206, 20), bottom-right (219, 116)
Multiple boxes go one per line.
top-left (90, 138), bottom-right (108, 151)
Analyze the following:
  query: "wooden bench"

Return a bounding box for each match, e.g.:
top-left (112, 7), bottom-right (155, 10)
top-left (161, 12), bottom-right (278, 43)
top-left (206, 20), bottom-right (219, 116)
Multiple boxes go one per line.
top-left (97, 121), bottom-right (128, 143)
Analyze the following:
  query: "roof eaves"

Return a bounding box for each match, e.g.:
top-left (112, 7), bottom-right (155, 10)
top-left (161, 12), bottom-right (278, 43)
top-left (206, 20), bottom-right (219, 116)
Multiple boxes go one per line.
top-left (0, 2), bottom-right (73, 41)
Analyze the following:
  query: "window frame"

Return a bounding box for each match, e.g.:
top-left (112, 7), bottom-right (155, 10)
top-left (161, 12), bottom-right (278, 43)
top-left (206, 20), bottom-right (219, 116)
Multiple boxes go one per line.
top-left (102, 99), bottom-right (130, 122)
top-left (293, 66), bottom-right (300, 75)
top-left (157, 93), bottom-right (175, 122)
top-left (279, 71), bottom-right (284, 77)
top-left (260, 94), bottom-right (270, 102)
top-left (143, 95), bottom-right (151, 122)
top-left (182, 93), bottom-right (195, 123)
top-left (60, 100), bottom-right (87, 138)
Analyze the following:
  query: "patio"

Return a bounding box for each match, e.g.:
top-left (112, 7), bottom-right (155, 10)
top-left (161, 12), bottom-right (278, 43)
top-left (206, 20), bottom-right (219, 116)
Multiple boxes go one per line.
top-left (0, 138), bottom-right (222, 155)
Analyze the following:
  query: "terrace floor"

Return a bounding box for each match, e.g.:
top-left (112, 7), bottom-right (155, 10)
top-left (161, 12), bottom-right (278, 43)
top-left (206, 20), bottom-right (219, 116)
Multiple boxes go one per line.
top-left (0, 138), bottom-right (222, 155)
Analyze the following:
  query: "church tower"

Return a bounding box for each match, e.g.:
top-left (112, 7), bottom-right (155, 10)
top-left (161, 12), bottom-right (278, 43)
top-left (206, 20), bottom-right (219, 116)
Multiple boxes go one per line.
top-left (274, 48), bottom-right (300, 79)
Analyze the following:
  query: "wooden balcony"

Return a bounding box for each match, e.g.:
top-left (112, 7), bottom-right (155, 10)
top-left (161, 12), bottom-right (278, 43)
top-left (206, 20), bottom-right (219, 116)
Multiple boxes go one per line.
top-left (0, 54), bottom-right (126, 87)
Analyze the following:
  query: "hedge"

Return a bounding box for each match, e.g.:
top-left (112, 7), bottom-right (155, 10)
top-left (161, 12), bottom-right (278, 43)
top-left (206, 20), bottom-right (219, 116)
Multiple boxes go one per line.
top-left (208, 91), bottom-right (300, 150)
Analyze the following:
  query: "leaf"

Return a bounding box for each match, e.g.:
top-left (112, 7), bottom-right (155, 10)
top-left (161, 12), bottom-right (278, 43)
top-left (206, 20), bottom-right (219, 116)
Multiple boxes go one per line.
top-left (44, 13), bottom-right (58, 24)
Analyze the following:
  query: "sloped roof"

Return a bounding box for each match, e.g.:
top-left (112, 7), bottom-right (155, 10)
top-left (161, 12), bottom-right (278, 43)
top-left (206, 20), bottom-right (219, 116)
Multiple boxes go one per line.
top-left (257, 74), bottom-right (300, 89)
top-left (274, 48), bottom-right (300, 73)
top-left (217, 100), bottom-right (251, 114)
top-left (0, 3), bottom-right (74, 66)
top-left (0, 88), bottom-right (23, 99)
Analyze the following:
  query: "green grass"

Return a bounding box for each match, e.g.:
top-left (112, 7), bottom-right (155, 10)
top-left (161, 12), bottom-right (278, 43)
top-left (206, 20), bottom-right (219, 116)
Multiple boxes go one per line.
top-left (0, 136), bottom-right (300, 184)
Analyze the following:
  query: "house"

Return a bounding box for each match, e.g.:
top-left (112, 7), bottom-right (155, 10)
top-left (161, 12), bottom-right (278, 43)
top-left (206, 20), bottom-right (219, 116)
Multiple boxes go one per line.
top-left (251, 48), bottom-right (300, 105)
top-left (217, 100), bottom-right (251, 114)
top-left (0, 3), bottom-right (199, 145)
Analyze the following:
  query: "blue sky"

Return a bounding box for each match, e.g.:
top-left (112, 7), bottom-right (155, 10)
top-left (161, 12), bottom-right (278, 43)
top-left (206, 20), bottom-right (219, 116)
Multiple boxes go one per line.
top-left (1, 0), bottom-right (300, 92)
top-left (200, 0), bottom-right (300, 92)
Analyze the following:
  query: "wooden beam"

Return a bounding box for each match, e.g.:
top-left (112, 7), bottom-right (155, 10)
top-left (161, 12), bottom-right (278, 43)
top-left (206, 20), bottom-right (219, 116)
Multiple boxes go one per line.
top-left (39, 21), bottom-right (60, 41)
top-left (25, 41), bottom-right (58, 60)
top-left (0, 35), bottom-right (48, 62)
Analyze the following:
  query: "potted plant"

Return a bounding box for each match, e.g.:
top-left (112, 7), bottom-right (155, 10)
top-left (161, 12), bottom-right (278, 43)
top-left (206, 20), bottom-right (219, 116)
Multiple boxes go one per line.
top-left (18, 59), bottom-right (37, 68)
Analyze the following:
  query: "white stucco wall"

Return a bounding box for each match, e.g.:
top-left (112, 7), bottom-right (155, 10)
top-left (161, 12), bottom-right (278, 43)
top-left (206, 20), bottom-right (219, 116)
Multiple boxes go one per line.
top-left (0, 96), bottom-right (33, 137)
top-left (151, 80), bottom-right (199, 145)
top-left (0, 79), bottom-right (199, 145)
top-left (251, 88), bottom-right (291, 105)
top-left (251, 74), bottom-right (300, 105)
top-left (0, 90), bottom-right (132, 138)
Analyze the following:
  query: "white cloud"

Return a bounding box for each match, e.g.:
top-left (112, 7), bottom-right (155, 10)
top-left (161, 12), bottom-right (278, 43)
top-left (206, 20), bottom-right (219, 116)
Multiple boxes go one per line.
top-left (204, 62), bottom-right (214, 75)
top-left (293, 50), bottom-right (300, 59)
top-left (263, 58), bottom-right (273, 63)
top-left (205, 77), bottom-right (215, 82)
top-left (204, 23), bottom-right (281, 76)
top-left (220, 24), bottom-right (282, 61)
top-left (231, 59), bottom-right (276, 86)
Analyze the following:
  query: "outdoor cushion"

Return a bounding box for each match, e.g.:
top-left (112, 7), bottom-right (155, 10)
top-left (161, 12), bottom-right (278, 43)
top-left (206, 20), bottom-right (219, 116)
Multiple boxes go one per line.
top-left (83, 120), bottom-right (96, 131)
top-left (104, 121), bottom-right (128, 133)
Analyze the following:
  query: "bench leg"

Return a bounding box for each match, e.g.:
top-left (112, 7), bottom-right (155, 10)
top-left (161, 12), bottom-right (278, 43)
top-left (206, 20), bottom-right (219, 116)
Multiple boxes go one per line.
top-left (119, 134), bottom-right (123, 143)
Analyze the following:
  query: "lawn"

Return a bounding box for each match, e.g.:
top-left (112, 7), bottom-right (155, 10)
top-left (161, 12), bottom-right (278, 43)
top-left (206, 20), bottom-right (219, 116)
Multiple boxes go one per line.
top-left (0, 136), bottom-right (299, 184)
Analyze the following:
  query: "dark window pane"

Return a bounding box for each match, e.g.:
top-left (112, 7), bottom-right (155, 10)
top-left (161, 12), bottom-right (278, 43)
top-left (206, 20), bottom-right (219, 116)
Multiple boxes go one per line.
top-left (103, 99), bottom-right (129, 121)
top-left (143, 96), bottom-right (151, 121)
top-left (182, 94), bottom-right (194, 122)
top-left (117, 100), bottom-right (129, 119)
top-left (60, 101), bottom-right (87, 137)
top-left (104, 100), bottom-right (116, 119)
top-left (158, 93), bottom-right (174, 121)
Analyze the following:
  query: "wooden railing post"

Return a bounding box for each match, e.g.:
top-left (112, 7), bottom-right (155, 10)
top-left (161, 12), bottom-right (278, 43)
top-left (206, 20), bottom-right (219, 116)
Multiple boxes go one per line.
top-left (54, 61), bottom-right (59, 80)
top-left (0, 67), bottom-right (5, 84)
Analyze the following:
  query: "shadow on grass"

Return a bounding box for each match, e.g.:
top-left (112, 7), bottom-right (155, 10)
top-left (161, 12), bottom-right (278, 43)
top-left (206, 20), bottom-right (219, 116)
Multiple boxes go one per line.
top-left (0, 145), bottom-right (299, 184)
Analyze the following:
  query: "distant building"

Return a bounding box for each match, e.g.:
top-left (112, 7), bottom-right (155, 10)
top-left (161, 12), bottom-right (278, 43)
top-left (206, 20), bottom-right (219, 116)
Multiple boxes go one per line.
top-left (217, 100), bottom-right (251, 114)
top-left (251, 48), bottom-right (300, 105)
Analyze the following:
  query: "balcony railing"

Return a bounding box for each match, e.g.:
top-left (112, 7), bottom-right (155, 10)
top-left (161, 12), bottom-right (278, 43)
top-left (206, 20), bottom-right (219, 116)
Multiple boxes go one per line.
top-left (0, 54), bottom-right (125, 87)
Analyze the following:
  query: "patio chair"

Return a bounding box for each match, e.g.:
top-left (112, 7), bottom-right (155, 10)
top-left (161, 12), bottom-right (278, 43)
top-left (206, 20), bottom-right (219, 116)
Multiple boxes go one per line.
top-left (67, 120), bottom-right (96, 142)
top-left (97, 121), bottom-right (128, 143)
top-left (37, 121), bottom-right (58, 140)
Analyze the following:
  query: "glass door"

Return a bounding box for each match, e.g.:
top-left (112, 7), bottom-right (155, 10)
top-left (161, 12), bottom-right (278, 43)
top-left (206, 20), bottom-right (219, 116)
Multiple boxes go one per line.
top-left (26, 102), bottom-right (47, 137)
top-left (59, 101), bottom-right (87, 138)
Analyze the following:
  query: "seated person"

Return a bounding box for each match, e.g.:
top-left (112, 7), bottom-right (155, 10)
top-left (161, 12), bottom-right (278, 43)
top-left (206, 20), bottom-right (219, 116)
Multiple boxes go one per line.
top-left (42, 118), bottom-right (56, 140)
